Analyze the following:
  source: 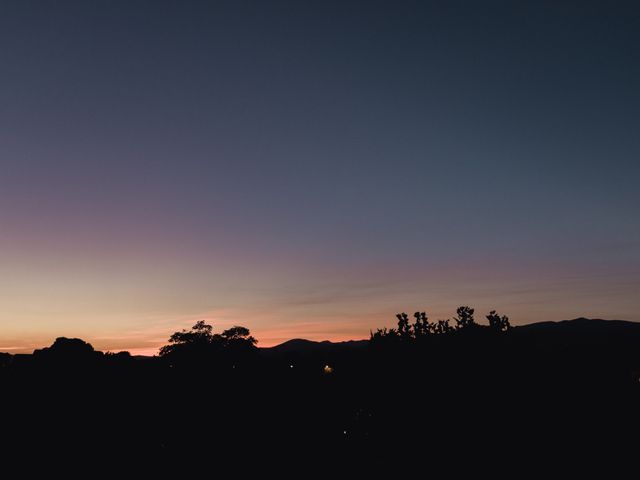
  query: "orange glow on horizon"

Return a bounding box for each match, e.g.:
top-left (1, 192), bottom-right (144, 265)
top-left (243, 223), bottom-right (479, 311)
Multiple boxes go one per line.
top-left (0, 318), bottom-right (374, 355)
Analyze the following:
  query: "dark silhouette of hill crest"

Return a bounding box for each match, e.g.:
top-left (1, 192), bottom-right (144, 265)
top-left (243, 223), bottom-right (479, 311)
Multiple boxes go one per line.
top-left (261, 338), bottom-right (369, 354)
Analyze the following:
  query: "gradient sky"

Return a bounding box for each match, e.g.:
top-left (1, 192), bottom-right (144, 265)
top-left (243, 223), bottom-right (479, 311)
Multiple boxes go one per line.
top-left (1, 1), bottom-right (639, 354)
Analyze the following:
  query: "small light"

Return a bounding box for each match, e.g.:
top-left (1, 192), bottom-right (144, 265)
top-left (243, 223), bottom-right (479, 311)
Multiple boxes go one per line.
top-left (290, 364), bottom-right (294, 368)
top-left (323, 365), bottom-right (333, 374)
top-left (343, 430), bottom-right (347, 435)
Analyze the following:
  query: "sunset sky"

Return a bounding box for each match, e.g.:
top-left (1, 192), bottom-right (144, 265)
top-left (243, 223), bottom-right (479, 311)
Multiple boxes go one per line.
top-left (1, 1), bottom-right (639, 355)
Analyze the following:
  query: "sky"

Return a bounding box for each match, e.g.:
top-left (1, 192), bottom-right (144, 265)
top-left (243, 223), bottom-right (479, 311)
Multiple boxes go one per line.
top-left (1, 0), bottom-right (639, 354)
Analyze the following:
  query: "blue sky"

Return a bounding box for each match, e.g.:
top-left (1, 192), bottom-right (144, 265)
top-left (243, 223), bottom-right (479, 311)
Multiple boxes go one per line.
top-left (0, 1), bottom-right (639, 353)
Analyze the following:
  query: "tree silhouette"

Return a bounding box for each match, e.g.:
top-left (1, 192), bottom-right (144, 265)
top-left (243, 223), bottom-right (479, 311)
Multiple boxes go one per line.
top-left (32, 337), bottom-right (100, 365)
top-left (159, 320), bottom-right (217, 357)
top-left (370, 327), bottom-right (398, 343)
top-left (219, 326), bottom-right (258, 364)
top-left (159, 320), bottom-right (257, 365)
top-left (220, 326), bottom-right (257, 346)
top-left (372, 306), bottom-right (511, 343)
top-left (486, 310), bottom-right (510, 332)
top-left (434, 319), bottom-right (453, 335)
top-left (413, 312), bottom-right (431, 337)
top-left (396, 313), bottom-right (412, 340)
top-left (454, 306), bottom-right (475, 330)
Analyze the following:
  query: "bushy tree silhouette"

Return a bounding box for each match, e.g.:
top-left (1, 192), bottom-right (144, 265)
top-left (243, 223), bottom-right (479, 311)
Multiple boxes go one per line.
top-left (159, 320), bottom-right (257, 366)
top-left (434, 319), bottom-right (453, 335)
top-left (32, 337), bottom-right (101, 367)
top-left (413, 311), bottom-right (431, 337)
top-left (220, 326), bottom-right (257, 346)
top-left (159, 320), bottom-right (217, 357)
top-left (454, 306), bottom-right (475, 330)
top-left (370, 327), bottom-right (398, 343)
top-left (219, 326), bottom-right (258, 364)
top-left (486, 310), bottom-right (510, 332)
top-left (396, 313), bottom-right (412, 340)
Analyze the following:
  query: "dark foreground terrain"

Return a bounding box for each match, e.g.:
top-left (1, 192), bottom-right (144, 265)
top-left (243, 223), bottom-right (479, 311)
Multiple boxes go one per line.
top-left (2, 316), bottom-right (640, 473)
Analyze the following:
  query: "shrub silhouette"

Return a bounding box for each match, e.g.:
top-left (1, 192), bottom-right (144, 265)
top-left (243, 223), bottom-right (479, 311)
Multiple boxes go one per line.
top-left (486, 310), bottom-right (510, 332)
top-left (413, 311), bottom-right (431, 337)
top-left (454, 306), bottom-right (475, 330)
top-left (370, 326), bottom-right (398, 344)
top-left (396, 313), bottom-right (412, 339)
top-left (434, 319), bottom-right (453, 335)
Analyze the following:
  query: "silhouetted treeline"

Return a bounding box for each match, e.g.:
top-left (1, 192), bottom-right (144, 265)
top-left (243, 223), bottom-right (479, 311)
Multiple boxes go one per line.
top-left (370, 306), bottom-right (510, 344)
top-left (2, 309), bottom-right (640, 473)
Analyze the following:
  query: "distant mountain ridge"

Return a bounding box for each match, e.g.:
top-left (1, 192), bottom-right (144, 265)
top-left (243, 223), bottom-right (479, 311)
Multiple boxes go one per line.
top-left (260, 338), bottom-right (369, 355)
top-left (511, 317), bottom-right (640, 336)
top-left (261, 318), bottom-right (640, 353)
top-left (510, 317), bottom-right (640, 345)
